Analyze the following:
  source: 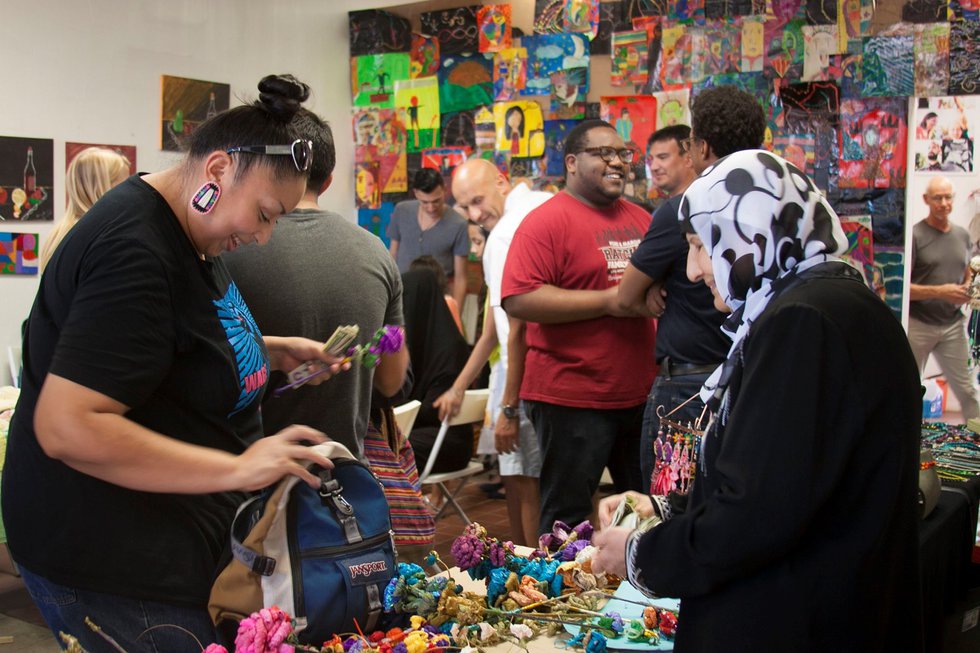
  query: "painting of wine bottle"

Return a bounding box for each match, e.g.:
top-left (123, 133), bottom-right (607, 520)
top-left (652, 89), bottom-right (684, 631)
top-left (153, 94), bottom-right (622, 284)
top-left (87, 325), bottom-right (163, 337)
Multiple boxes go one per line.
top-left (0, 136), bottom-right (54, 222)
top-left (160, 75), bottom-right (231, 152)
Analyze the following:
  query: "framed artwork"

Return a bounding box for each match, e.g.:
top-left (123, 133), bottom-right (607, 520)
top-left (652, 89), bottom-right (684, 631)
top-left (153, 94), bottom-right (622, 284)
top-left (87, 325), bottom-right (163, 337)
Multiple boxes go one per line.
top-left (912, 96), bottom-right (975, 174)
top-left (410, 34), bottom-right (440, 80)
top-left (394, 77), bottom-right (441, 152)
top-left (494, 101), bottom-right (545, 157)
top-left (353, 107), bottom-right (408, 195)
top-left (358, 203), bottom-right (394, 248)
top-left (420, 7), bottom-right (479, 55)
top-left (351, 53), bottom-right (410, 108)
top-left (478, 5), bottom-right (512, 52)
top-left (0, 136), bottom-right (54, 221)
top-left (160, 75), bottom-right (230, 152)
top-left (438, 54), bottom-right (494, 114)
top-left (839, 97), bottom-right (908, 188)
top-left (0, 232), bottom-right (38, 275)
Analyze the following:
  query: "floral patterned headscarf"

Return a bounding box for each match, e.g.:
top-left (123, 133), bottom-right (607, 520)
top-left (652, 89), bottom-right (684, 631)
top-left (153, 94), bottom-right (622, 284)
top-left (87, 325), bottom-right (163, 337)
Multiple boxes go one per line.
top-left (678, 149), bottom-right (851, 406)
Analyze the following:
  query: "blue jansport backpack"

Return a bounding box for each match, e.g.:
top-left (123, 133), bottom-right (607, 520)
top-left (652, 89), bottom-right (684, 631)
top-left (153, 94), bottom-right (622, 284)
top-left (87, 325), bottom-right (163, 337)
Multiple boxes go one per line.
top-left (209, 442), bottom-right (396, 645)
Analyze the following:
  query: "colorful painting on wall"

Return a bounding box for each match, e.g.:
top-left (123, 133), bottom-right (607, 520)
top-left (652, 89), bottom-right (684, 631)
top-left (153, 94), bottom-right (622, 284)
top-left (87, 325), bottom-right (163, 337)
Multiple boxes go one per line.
top-left (772, 133), bottom-right (815, 175)
top-left (741, 17), bottom-right (766, 72)
top-left (550, 68), bottom-right (588, 119)
top-left (948, 20), bottom-right (980, 96)
top-left (600, 96), bottom-right (658, 159)
top-left (764, 18), bottom-right (805, 83)
top-left (422, 147), bottom-right (471, 203)
top-left (160, 75), bottom-right (230, 152)
top-left (474, 107), bottom-right (498, 157)
top-left (591, 1), bottom-right (628, 55)
top-left (420, 7), bottom-right (479, 55)
top-left (839, 96), bottom-right (908, 188)
top-left (494, 101), bottom-right (546, 157)
top-left (353, 107), bottom-right (408, 196)
top-left (652, 87), bottom-right (691, 127)
top-left (564, 0), bottom-right (600, 37)
top-left (352, 53), bottom-right (410, 108)
top-left (839, 215), bottom-right (877, 289)
top-left (522, 33), bottom-right (591, 95)
top-left (494, 48), bottom-right (528, 101)
top-left (860, 34), bottom-right (914, 96)
top-left (355, 160), bottom-right (382, 209)
top-left (358, 202), bottom-right (394, 248)
top-left (612, 29), bottom-right (651, 87)
top-left (702, 19), bottom-right (742, 76)
top-left (478, 5), bottom-right (512, 53)
top-left (410, 34), bottom-right (440, 79)
top-left (438, 53), bottom-right (494, 114)
top-left (913, 96), bottom-right (975, 173)
top-left (65, 142), bottom-right (137, 176)
top-left (395, 77), bottom-right (440, 152)
top-left (913, 23), bottom-right (950, 98)
top-left (0, 232), bottom-right (38, 275)
top-left (441, 110), bottom-right (478, 150)
top-left (802, 25), bottom-right (840, 81)
top-left (0, 136), bottom-right (53, 222)
top-left (543, 120), bottom-right (578, 176)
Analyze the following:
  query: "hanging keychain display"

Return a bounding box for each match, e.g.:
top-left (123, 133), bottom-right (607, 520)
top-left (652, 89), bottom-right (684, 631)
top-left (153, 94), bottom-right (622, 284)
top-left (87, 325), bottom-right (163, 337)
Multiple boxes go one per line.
top-left (650, 395), bottom-right (708, 496)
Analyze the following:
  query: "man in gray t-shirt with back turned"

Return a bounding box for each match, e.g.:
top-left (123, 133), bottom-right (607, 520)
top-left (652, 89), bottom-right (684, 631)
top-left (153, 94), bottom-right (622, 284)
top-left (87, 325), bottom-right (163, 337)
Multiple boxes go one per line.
top-left (224, 109), bottom-right (409, 458)
top-left (907, 175), bottom-right (980, 421)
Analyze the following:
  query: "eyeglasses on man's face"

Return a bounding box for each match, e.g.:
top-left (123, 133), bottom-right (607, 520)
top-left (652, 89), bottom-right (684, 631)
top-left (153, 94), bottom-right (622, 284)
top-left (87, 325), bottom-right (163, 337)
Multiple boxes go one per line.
top-left (579, 146), bottom-right (635, 164)
top-left (927, 193), bottom-right (955, 202)
top-left (226, 139), bottom-right (313, 173)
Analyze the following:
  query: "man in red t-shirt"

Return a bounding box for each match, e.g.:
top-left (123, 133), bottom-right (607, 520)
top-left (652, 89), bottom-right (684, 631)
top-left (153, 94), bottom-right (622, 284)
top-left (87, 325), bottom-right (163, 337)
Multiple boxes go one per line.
top-left (501, 119), bottom-right (657, 534)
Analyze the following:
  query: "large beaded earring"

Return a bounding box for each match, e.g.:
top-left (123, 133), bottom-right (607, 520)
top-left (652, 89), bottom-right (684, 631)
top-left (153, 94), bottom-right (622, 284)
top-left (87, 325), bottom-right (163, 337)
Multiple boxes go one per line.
top-left (190, 180), bottom-right (221, 214)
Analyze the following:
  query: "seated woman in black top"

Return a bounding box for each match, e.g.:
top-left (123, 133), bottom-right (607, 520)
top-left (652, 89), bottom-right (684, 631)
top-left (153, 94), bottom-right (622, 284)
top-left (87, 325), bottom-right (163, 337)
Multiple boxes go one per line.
top-left (400, 267), bottom-right (473, 474)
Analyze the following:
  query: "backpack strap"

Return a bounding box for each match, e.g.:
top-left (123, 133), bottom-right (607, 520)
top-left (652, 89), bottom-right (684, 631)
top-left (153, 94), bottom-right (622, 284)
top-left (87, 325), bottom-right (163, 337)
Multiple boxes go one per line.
top-left (230, 495), bottom-right (278, 576)
top-left (318, 467), bottom-right (363, 544)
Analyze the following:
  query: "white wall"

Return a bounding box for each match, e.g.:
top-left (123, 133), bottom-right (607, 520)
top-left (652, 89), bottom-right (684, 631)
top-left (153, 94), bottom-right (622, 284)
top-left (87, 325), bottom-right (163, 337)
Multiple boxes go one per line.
top-left (0, 0), bottom-right (403, 385)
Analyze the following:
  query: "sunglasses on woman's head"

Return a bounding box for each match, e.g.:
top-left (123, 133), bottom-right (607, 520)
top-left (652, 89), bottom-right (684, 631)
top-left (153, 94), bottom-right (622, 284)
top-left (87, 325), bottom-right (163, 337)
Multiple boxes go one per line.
top-left (226, 139), bottom-right (313, 172)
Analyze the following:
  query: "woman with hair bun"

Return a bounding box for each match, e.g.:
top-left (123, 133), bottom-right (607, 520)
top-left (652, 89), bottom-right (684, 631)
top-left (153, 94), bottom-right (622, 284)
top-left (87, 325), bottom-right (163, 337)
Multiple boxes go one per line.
top-left (40, 147), bottom-right (131, 270)
top-left (3, 74), bottom-right (346, 651)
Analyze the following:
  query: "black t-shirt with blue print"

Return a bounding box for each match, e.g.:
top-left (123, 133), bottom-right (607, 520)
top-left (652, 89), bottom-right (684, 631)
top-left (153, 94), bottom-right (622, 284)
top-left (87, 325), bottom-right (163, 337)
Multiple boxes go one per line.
top-left (2, 175), bottom-right (268, 607)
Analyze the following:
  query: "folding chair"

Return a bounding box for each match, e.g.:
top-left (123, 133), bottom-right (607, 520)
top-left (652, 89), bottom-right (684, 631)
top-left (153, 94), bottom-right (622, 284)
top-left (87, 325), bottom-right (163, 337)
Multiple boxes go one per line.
top-left (418, 388), bottom-right (489, 523)
top-left (392, 399), bottom-right (422, 437)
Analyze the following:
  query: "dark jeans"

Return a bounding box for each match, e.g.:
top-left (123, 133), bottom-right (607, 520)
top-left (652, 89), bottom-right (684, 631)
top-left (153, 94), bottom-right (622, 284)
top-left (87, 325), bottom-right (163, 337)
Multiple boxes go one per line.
top-left (19, 565), bottom-right (217, 653)
top-left (525, 400), bottom-right (644, 535)
top-left (640, 372), bottom-right (712, 493)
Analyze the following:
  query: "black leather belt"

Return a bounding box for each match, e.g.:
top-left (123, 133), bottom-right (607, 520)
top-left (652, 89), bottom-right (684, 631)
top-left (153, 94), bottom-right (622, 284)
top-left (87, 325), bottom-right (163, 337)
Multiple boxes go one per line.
top-left (659, 357), bottom-right (719, 378)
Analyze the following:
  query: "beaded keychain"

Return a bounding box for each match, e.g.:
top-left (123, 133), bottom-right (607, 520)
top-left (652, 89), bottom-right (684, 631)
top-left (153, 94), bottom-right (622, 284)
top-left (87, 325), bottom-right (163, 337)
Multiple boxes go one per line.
top-left (650, 395), bottom-right (709, 495)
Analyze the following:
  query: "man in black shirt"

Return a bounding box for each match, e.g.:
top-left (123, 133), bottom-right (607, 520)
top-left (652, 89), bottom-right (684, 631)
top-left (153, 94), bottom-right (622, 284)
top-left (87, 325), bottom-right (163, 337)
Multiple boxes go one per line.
top-left (618, 87), bottom-right (766, 491)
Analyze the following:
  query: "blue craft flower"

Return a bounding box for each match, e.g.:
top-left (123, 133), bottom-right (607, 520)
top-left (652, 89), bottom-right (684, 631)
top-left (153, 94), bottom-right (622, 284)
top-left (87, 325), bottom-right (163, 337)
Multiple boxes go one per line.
top-left (585, 631), bottom-right (608, 653)
top-left (486, 566), bottom-right (511, 605)
top-left (393, 643), bottom-right (408, 653)
top-left (383, 577), bottom-right (400, 611)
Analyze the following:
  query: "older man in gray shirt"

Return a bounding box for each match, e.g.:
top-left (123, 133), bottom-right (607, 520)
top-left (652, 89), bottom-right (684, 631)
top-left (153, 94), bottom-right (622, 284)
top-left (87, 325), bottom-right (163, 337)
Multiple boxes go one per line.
top-left (908, 175), bottom-right (980, 421)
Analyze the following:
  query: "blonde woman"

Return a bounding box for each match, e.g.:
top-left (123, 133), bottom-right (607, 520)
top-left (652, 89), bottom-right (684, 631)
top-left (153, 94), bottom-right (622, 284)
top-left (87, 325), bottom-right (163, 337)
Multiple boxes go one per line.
top-left (40, 147), bottom-right (131, 270)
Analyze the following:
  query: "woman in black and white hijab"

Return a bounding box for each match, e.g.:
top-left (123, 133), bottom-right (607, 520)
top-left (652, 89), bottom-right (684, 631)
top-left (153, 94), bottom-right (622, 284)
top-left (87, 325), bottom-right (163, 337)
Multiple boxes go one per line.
top-left (593, 150), bottom-right (922, 652)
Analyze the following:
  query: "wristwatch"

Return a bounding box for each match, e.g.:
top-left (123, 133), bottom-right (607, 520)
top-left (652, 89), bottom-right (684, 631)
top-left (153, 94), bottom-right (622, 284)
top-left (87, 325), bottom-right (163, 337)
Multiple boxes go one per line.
top-left (501, 404), bottom-right (519, 420)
